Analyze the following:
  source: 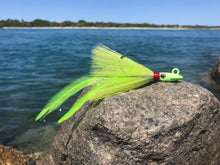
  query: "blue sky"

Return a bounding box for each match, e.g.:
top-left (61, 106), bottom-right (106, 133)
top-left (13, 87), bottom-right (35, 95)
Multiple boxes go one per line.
top-left (0, 0), bottom-right (219, 26)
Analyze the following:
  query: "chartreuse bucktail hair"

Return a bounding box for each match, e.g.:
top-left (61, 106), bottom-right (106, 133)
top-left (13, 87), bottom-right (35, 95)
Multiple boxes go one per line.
top-left (35, 45), bottom-right (183, 123)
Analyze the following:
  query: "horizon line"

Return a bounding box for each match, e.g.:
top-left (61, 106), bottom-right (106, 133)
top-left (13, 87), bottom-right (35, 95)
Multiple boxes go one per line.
top-left (1, 18), bottom-right (220, 27)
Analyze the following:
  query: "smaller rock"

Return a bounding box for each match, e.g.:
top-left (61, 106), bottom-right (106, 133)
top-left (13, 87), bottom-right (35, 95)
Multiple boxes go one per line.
top-left (210, 56), bottom-right (220, 84)
top-left (0, 144), bottom-right (41, 165)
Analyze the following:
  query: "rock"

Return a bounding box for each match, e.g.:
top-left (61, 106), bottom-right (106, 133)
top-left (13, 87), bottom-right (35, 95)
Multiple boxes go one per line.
top-left (210, 56), bottom-right (220, 84)
top-left (0, 144), bottom-right (41, 165)
top-left (39, 81), bottom-right (220, 165)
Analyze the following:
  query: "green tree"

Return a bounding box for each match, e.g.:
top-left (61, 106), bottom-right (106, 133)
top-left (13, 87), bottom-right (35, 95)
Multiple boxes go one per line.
top-left (30, 19), bottom-right (51, 27)
top-left (77, 20), bottom-right (86, 27)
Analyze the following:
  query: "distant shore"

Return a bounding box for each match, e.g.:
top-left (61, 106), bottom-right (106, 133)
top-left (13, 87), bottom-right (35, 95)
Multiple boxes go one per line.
top-left (2, 26), bottom-right (220, 30)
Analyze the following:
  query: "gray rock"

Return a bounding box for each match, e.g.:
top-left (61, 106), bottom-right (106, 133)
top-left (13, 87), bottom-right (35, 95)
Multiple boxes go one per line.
top-left (210, 56), bottom-right (220, 84)
top-left (40, 81), bottom-right (220, 165)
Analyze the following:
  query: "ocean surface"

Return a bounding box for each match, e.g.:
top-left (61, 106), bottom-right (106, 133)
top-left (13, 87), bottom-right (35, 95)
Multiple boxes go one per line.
top-left (0, 29), bottom-right (220, 154)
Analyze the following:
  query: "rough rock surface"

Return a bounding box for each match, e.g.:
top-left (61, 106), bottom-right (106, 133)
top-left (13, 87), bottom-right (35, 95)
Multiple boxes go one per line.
top-left (210, 56), bottom-right (220, 84)
top-left (40, 81), bottom-right (220, 165)
top-left (0, 144), bottom-right (41, 165)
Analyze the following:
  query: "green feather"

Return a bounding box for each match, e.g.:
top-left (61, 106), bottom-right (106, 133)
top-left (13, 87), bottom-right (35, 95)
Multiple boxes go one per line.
top-left (58, 77), bottom-right (152, 123)
top-left (90, 77), bottom-right (152, 100)
top-left (35, 45), bottom-right (154, 123)
top-left (57, 83), bottom-right (103, 123)
top-left (35, 76), bottom-right (102, 121)
top-left (91, 45), bottom-right (153, 77)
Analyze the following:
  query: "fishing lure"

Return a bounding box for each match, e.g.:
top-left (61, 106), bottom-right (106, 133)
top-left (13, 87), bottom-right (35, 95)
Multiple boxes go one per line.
top-left (35, 45), bottom-right (183, 123)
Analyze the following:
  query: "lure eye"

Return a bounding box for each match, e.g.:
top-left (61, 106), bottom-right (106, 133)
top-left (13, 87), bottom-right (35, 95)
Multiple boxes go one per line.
top-left (161, 74), bottom-right (166, 79)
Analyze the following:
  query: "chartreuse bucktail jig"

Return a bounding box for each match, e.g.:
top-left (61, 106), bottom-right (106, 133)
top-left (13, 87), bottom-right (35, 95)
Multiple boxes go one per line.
top-left (154, 68), bottom-right (183, 81)
top-left (35, 45), bottom-right (183, 123)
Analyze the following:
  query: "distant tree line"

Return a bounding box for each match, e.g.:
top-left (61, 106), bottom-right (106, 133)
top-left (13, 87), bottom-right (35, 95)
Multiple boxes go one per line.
top-left (0, 19), bottom-right (218, 29)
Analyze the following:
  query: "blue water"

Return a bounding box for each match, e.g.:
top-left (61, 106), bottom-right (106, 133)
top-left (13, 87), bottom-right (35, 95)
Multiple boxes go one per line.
top-left (0, 29), bottom-right (220, 153)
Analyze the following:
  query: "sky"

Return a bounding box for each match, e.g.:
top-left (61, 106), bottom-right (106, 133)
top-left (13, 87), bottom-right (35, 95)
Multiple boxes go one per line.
top-left (0, 0), bottom-right (219, 26)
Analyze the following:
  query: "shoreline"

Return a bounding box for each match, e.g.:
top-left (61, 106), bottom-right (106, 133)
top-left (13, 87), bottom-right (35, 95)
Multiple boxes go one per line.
top-left (2, 26), bottom-right (220, 30)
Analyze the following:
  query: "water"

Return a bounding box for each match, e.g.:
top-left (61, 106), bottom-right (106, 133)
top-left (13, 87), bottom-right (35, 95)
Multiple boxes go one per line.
top-left (0, 29), bottom-right (220, 153)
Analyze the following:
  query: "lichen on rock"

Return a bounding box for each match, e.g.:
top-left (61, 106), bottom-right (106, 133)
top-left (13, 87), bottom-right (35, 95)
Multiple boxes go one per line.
top-left (39, 81), bottom-right (220, 165)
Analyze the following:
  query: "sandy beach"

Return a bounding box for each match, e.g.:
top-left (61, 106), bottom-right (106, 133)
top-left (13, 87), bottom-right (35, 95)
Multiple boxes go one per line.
top-left (3, 26), bottom-right (220, 30)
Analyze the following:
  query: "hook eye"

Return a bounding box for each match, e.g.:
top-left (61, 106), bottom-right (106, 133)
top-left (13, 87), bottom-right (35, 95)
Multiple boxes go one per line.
top-left (172, 68), bottom-right (180, 75)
